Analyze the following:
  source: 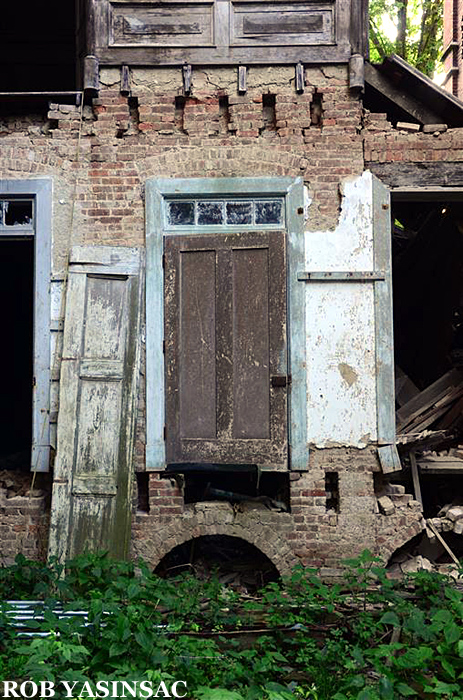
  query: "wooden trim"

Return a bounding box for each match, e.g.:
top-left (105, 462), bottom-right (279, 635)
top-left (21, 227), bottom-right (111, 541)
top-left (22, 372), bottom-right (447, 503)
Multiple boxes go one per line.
top-left (372, 175), bottom-right (395, 446)
top-left (0, 179), bottom-right (52, 473)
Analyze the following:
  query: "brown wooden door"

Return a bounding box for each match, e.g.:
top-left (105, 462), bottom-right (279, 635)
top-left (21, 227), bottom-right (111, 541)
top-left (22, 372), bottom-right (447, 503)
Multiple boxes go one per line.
top-left (164, 230), bottom-right (287, 468)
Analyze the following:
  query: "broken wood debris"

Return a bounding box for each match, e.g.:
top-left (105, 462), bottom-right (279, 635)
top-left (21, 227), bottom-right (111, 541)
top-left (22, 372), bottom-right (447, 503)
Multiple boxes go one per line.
top-left (397, 368), bottom-right (463, 435)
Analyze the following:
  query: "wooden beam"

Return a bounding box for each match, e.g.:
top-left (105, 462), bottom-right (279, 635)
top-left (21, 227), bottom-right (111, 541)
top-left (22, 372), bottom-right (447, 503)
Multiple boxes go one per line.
top-left (364, 62), bottom-right (441, 124)
top-left (367, 162), bottom-right (463, 190)
top-left (84, 55), bottom-right (99, 95)
top-left (427, 521), bottom-right (460, 566)
top-left (120, 65), bottom-right (131, 95)
top-left (238, 66), bottom-right (247, 94)
top-left (409, 450), bottom-right (423, 507)
top-left (295, 63), bottom-right (304, 93)
top-left (183, 64), bottom-right (192, 95)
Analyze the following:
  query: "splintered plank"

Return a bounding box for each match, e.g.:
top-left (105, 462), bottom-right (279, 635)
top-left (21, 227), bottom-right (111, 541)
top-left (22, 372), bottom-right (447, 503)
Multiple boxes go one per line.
top-left (396, 368), bottom-right (463, 433)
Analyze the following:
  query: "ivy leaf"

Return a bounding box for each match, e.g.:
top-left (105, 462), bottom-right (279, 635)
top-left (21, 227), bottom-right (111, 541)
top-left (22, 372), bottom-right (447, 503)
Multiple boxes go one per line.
top-left (395, 683), bottom-right (417, 696)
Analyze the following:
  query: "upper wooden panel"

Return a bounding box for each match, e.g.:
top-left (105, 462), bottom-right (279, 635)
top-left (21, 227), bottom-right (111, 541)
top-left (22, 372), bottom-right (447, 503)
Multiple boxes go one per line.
top-left (89, 0), bottom-right (365, 65)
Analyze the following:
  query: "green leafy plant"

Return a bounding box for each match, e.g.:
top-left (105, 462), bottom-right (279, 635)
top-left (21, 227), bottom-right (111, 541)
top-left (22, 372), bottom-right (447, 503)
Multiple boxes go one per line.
top-left (0, 550), bottom-right (462, 699)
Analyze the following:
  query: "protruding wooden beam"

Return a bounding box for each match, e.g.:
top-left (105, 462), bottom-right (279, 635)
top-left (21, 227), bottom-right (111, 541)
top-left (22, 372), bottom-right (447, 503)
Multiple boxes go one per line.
top-left (238, 66), bottom-right (247, 94)
top-left (295, 62), bottom-right (304, 93)
top-left (349, 53), bottom-right (364, 90)
top-left (84, 55), bottom-right (99, 96)
top-left (183, 64), bottom-right (192, 95)
top-left (120, 65), bottom-right (131, 95)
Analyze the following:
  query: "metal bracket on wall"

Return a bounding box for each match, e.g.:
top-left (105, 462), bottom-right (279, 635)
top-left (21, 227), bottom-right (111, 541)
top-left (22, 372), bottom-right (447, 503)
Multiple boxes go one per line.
top-left (297, 271), bottom-right (386, 282)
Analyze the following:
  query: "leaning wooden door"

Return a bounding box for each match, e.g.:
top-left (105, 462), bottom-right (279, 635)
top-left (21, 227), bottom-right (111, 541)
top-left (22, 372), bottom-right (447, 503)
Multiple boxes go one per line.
top-left (48, 246), bottom-right (143, 563)
top-left (164, 230), bottom-right (287, 468)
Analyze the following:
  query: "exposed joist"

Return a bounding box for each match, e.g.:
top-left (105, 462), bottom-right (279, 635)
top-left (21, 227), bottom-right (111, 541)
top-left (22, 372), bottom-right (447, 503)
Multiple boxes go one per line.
top-left (364, 62), bottom-right (441, 125)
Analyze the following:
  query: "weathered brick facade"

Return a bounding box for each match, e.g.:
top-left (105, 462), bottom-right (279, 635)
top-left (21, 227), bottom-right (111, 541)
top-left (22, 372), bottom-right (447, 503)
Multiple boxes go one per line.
top-left (2, 62), bottom-right (453, 573)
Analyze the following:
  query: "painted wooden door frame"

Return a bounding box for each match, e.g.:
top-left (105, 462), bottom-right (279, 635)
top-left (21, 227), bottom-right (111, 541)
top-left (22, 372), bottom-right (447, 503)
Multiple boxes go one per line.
top-left (145, 176), bottom-right (308, 471)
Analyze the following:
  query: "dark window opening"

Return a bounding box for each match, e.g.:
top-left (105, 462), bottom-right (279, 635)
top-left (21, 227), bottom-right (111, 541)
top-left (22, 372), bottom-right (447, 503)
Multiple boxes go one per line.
top-left (310, 90), bottom-right (323, 127)
top-left (154, 535), bottom-right (280, 591)
top-left (393, 200), bottom-right (463, 390)
top-left (219, 95), bottom-right (230, 134)
top-left (169, 467), bottom-right (289, 511)
top-left (325, 472), bottom-right (339, 512)
top-left (0, 1), bottom-right (77, 93)
top-left (136, 472), bottom-right (150, 513)
top-left (174, 95), bottom-right (186, 132)
top-left (262, 93), bottom-right (276, 131)
top-left (0, 239), bottom-right (34, 470)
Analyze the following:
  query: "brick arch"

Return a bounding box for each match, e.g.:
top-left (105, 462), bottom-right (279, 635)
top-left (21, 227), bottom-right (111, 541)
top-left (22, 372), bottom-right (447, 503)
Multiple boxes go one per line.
top-left (374, 517), bottom-right (425, 565)
top-left (138, 144), bottom-right (304, 184)
top-left (133, 517), bottom-right (298, 577)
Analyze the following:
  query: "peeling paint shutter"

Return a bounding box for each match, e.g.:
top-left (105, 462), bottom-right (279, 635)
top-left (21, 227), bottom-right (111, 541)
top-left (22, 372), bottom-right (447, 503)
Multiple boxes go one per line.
top-left (372, 176), bottom-right (400, 472)
top-left (164, 231), bottom-right (287, 468)
top-left (48, 246), bottom-right (143, 562)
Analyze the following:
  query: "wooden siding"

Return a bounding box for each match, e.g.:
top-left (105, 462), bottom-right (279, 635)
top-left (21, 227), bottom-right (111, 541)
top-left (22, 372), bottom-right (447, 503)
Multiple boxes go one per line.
top-left (87, 0), bottom-right (357, 65)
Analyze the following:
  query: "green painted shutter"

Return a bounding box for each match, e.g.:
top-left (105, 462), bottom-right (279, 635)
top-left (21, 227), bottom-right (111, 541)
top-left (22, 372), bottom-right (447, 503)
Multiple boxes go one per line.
top-left (48, 246), bottom-right (143, 562)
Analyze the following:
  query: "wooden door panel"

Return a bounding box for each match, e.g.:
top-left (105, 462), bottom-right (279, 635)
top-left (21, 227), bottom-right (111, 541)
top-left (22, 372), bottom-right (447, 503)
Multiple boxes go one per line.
top-left (48, 246), bottom-right (143, 563)
top-left (165, 230), bottom-right (287, 468)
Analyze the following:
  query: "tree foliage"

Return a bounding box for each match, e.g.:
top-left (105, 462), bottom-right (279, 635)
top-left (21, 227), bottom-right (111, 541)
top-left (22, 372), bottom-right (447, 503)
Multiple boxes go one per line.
top-left (369, 0), bottom-right (443, 77)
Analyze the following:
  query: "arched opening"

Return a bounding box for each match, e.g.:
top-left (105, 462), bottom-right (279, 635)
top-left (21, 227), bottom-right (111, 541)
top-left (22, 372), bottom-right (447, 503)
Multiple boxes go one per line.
top-left (387, 529), bottom-right (463, 577)
top-left (154, 535), bottom-right (280, 591)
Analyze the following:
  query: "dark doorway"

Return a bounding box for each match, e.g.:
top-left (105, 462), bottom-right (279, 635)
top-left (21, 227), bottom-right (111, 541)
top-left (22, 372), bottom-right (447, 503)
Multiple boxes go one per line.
top-left (0, 0), bottom-right (77, 92)
top-left (0, 240), bottom-right (34, 468)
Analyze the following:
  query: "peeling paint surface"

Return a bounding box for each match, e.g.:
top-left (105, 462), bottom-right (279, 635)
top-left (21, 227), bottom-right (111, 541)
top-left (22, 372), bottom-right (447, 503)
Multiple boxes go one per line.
top-left (305, 172), bottom-right (377, 448)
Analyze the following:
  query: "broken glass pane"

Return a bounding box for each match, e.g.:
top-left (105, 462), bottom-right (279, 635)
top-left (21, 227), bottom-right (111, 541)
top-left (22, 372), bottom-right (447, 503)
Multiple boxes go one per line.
top-left (226, 201), bottom-right (253, 225)
top-left (2, 200), bottom-right (33, 227)
top-left (255, 201), bottom-right (283, 225)
top-left (168, 201), bottom-right (195, 226)
top-left (198, 201), bottom-right (224, 225)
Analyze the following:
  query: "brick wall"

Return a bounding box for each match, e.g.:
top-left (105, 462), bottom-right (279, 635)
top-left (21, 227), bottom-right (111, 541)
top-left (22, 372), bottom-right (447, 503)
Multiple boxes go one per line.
top-left (0, 64), bottom-right (428, 571)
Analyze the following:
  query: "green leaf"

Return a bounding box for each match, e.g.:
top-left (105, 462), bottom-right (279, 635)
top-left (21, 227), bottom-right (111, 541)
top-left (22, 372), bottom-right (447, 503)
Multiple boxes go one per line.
top-left (378, 677), bottom-right (394, 700)
top-left (444, 623), bottom-right (460, 645)
top-left (379, 611), bottom-right (400, 627)
top-left (195, 690), bottom-right (244, 700)
top-left (458, 639), bottom-right (463, 657)
top-left (395, 683), bottom-right (417, 697)
top-left (441, 658), bottom-right (456, 680)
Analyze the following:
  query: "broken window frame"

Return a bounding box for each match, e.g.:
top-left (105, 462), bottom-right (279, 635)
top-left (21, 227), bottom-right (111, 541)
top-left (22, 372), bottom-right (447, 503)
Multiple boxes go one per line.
top-left (145, 177), bottom-right (307, 471)
top-left (0, 179), bottom-right (52, 472)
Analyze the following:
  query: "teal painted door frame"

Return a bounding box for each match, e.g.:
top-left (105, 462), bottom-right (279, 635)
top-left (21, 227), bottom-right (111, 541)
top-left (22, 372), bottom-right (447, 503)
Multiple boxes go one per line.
top-left (145, 177), bottom-right (308, 471)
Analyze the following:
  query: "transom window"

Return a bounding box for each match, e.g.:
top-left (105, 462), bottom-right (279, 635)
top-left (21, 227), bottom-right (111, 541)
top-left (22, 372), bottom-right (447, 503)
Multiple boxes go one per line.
top-left (166, 198), bottom-right (285, 228)
top-left (0, 199), bottom-right (34, 233)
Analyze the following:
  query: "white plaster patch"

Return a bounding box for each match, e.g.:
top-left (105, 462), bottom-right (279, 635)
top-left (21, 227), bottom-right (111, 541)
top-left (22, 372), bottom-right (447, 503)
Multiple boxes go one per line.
top-left (304, 171), bottom-right (378, 448)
